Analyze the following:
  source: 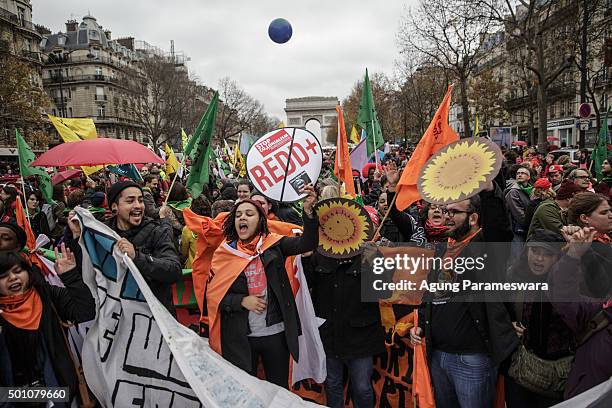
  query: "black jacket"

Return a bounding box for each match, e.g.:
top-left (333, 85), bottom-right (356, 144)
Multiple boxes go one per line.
top-left (108, 216), bottom-right (182, 314)
top-left (302, 252), bottom-right (386, 360)
top-left (0, 268), bottom-right (95, 401)
top-left (418, 183), bottom-right (519, 365)
top-left (216, 212), bottom-right (319, 373)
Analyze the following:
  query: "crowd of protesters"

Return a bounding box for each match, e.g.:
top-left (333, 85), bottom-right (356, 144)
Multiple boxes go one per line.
top-left (0, 142), bottom-right (610, 408)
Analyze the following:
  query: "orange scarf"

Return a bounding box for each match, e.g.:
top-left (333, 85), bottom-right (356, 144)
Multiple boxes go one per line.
top-left (0, 287), bottom-right (43, 330)
top-left (444, 228), bottom-right (482, 260)
top-left (594, 233), bottom-right (612, 244)
top-left (236, 234), bottom-right (263, 256)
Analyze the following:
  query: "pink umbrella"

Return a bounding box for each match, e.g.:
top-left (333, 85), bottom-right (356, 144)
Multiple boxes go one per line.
top-left (52, 169), bottom-right (82, 185)
top-left (512, 141), bottom-right (528, 146)
top-left (33, 138), bottom-right (164, 167)
top-left (547, 136), bottom-right (560, 142)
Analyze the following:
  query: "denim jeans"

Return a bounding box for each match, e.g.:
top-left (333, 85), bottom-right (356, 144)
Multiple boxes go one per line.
top-left (430, 350), bottom-right (498, 408)
top-left (325, 356), bottom-right (374, 408)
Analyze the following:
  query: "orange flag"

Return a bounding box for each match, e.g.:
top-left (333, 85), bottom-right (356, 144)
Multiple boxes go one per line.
top-left (395, 85), bottom-right (459, 211)
top-left (334, 104), bottom-right (356, 197)
top-left (15, 198), bottom-right (45, 272)
top-left (412, 312), bottom-right (435, 408)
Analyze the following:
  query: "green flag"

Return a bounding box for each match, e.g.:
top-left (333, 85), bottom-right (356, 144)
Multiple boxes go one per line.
top-left (186, 91), bottom-right (219, 199)
top-left (591, 111), bottom-right (609, 180)
top-left (16, 130), bottom-right (55, 204)
top-left (357, 68), bottom-right (385, 156)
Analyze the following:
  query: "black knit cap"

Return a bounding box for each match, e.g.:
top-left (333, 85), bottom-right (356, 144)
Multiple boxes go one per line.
top-left (525, 229), bottom-right (565, 253)
top-left (0, 222), bottom-right (27, 250)
top-left (107, 181), bottom-right (143, 205)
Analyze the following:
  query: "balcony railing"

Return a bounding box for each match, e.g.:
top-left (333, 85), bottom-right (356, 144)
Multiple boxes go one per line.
top-left (43, 74), bottom-right (124, 85)
top-left (94, 95), bottom-right (108, 102)
top-left (53, 96), bottom-right (70, 105)
top-left (0, 7), bottom-right (40, 36)
top-left (20, 49), bottom-right (41, 63)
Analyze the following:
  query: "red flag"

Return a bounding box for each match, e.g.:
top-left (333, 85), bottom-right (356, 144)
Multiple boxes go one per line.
top-left (395, 85), bottom-right (459, 210)
top-left (334, 104), bottom-right (356, 197)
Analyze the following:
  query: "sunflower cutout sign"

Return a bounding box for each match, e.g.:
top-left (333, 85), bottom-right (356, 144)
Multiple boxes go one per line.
top-left (417, 137), bottom-right (502, 204)
top-left (315, 198), bottom-right (374, 259)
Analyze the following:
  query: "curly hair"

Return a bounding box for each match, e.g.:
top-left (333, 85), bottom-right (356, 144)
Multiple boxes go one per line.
top-left (222, 201), bottom-right (269, 243)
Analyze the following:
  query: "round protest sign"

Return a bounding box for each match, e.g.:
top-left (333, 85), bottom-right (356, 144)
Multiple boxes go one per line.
top-left (417, 137), bottom-right (502, 204)
top-left (314, 197), bottom-right (374, 259)
top-left (246, 127), bottom-right (322, 202)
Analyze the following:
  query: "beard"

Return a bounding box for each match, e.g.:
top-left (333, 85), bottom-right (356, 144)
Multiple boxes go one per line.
top-left (448, 216), bottom-right (472, 240)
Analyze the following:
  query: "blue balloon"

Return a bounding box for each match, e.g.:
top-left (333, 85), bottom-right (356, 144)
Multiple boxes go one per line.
top-left (268, 18), bottom-right (292, 44)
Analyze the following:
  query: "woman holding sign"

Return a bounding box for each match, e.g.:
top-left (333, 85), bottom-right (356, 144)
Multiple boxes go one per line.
top-left (205, 185), bottom-right (319, 387)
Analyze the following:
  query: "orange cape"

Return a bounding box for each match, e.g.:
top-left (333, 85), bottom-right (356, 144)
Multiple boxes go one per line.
top-left (183, 208), bottom-right (302, 315)
top-left (206, 233), bottom-right (284, 355)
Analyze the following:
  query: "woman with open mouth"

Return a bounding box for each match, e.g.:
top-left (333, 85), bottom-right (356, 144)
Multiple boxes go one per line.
top-left (205, 185), bottom-right (319, 388)
top-left (0, 244), bottom-right (96, 406)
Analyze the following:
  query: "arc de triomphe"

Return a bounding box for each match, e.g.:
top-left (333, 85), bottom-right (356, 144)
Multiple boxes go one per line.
top-left (284, 96), bottom-right (338, 146)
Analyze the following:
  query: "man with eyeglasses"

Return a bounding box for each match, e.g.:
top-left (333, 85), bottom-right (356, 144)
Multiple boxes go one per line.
top-left (568, 168), bottom-right (592, 192)
top-left (410, 179), bottom-right (517, 408)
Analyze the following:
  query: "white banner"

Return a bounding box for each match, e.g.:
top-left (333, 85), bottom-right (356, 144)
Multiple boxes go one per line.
top-left (74, 208), bottom-right (321, 408)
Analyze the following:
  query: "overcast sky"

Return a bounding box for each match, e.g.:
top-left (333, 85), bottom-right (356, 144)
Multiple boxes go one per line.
top-left (32, 0), bottom-right (414, 121)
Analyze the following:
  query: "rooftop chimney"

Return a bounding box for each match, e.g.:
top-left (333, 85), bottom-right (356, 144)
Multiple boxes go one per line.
top-left (65, 20), bottom-right (77, 32)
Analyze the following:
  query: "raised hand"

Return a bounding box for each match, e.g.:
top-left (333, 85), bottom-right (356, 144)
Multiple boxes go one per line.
top-left (300, 184), bottom-right (318, 216)
top-left (561, 226), bottom-right (596, 259)
top-left (54, 243), bottom-right (77, 275)
top-left (67, 210), bottom-right (81, 239)
top-left (385, 161), bottom-right (400, 188)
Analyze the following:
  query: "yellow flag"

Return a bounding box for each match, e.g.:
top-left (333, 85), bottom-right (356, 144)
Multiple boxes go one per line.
top-left (48, 115), bottom-right (101, 175)
top-left (48, 115), bottom-right (97, 141)
top-left (165, 143), bottom-right (180, 174)
top-left (233, 143), bottom-right (246, 177)
top-left (349, 125), bottom-right (360, 144)
top-left (277, 121), bottom-right (285, 129)
top-left (181, 129), bottom-right (189, 151)
top-left (473, 114), bottom-right (479, 138)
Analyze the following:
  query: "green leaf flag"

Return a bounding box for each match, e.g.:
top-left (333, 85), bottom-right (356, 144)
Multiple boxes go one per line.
top-left (16, 130), bottom-right (55, 204)
top-left (591, 110), bottom-right (610, 181)
top-left (357, 68), bottom-right (385, 156)
top-left (186, 91), bottom-right (219, 199)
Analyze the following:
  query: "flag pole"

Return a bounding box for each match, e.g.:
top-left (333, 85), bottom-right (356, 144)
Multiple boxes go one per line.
top-left (372, 188), bottom-right (398, 242)
top-left (163, 157), bottom-right (185, 206)
top-left (15, 134), bottom-right (31, 224)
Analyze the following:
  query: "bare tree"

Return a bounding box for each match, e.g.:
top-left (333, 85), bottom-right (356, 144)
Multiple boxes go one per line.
top-left (476, 0), bottom-right (577, 152)
top-left (216, 77), bottom-right (265, 142)
top-left (248, 112), bottom-right (279, 138)
top-left (341, 72), bottom-right (398, 142)
top-left (398, 0), bottom-right (494, 137)
top-left (394, 55), bottom-right (451, 141)
top-left (125, 56), bottom-right (200, 150)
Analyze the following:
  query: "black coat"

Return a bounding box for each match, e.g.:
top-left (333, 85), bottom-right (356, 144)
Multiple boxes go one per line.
top-left (0, 268), bottom-right (95, 399)
top-left (418, 183), bottom-right (519, 365)
top-left (216, 213), bottom-right (319, 373)
top-left (302, 252), bottom-right (386, 360)
top-left (108, 216), bottom-right (182, 314)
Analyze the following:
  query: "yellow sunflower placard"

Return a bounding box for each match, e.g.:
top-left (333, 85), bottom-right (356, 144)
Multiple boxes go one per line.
top-left (417, 137), bottom-right (502, 204)
top-left (315, 198), bottom-right (374, 259)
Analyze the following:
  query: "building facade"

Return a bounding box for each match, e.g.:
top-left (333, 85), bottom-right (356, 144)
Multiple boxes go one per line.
top-left (41, 15), bottom-right (148, 143)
